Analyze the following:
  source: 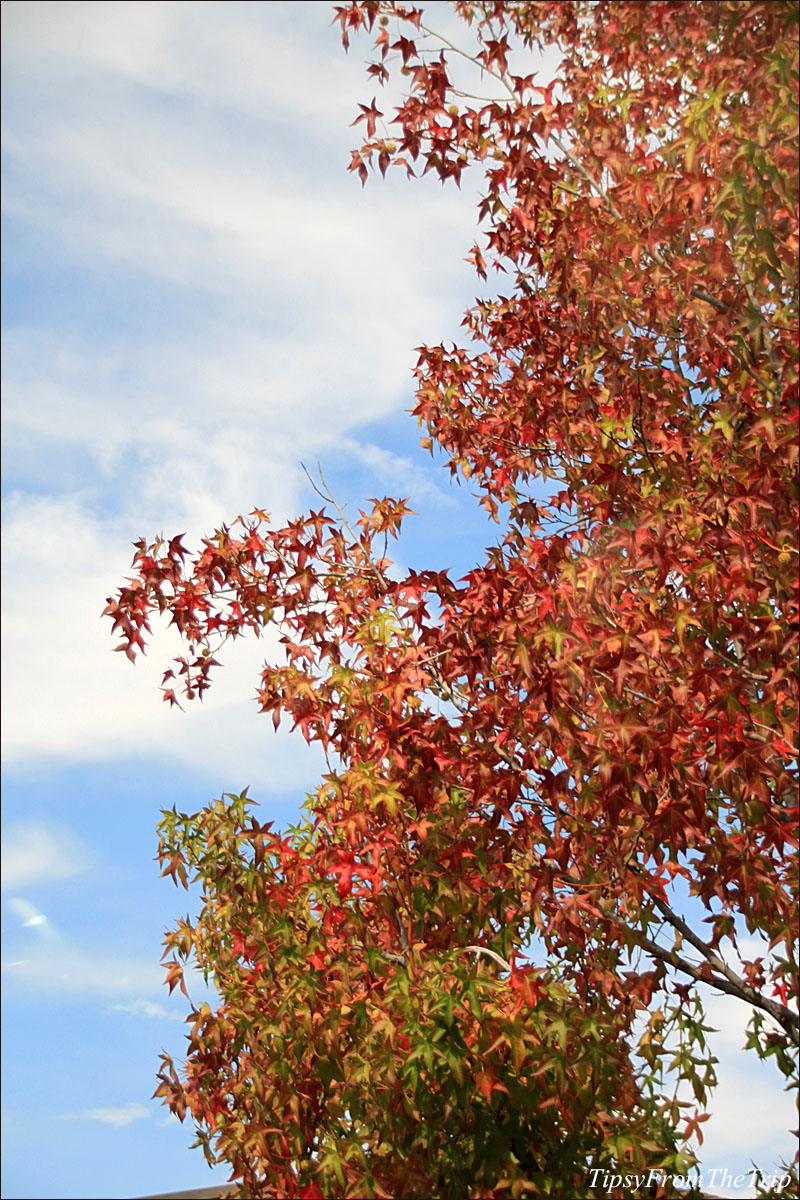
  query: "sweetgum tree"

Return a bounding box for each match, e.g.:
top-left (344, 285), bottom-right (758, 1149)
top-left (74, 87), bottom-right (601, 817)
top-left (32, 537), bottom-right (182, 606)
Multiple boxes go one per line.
top-left (105, 3), bottom-right (798, 1197)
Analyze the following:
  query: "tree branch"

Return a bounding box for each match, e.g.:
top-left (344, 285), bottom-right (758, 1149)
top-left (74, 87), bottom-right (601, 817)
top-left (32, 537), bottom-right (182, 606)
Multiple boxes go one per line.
top-left (634, 926), bottom-right (799, 1046)
top-left (463, 944), bottom-right (513, 973)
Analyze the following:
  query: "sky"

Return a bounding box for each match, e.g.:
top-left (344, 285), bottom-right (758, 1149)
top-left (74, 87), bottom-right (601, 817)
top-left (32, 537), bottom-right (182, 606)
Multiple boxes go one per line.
top-left (1, 3), bottom-right (796, 1199)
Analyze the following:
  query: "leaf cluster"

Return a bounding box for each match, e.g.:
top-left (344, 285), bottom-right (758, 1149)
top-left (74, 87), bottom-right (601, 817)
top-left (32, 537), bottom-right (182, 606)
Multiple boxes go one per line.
top-left (106, 3), bottom-right (799, 1195)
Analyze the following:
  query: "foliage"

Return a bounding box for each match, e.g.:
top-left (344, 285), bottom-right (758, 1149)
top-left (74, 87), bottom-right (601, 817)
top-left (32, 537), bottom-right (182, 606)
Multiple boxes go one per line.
top-left (105, 2), bottom-right (799, 1197)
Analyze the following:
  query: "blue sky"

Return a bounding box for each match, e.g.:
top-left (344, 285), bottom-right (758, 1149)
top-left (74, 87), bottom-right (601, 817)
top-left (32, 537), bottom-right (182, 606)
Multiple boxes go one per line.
top-left (1, 4), bottom-right (796, 1199)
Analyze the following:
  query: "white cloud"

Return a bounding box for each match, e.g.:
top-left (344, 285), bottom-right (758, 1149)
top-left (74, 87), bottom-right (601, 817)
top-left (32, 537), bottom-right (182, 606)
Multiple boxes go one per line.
top-left (336, 438), bottom-right (459, 509)
top-left (104, 999), bottom-right (184, 1022)
top-left (2, 941), bottom-right (164, 999)
top-left (1, 822), bottom-right (90, 891)
top-left (697, 991), bottom-right (798, 1163)
top-left (1, 2), bottom-right (479, 435)
top-left (0, 489), bottom-right (330, 793)
top-left (625, 930), bottom-right (797, 1192)
top-left (7, 897), bottom-right (50, 928)
top-left (61, 1102), bottom-right (150, 1128)
top-left (703, 1182), bottom-right (793, 1200)
top-left (1, 1), bottom-right (362, 130)
top-left (0, 0), bottom-right (484, 782)
top-left (648, 986), bottom-right (798, 1198)
top-left (2, 897), bottom-right (220, 1005)
top-left (3, 887), bottom-right (166, 999)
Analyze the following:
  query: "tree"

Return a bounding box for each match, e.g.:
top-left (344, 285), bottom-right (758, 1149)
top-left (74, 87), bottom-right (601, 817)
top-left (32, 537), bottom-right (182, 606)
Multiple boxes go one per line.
top-left (105, 3), bottom-right (798, 1197)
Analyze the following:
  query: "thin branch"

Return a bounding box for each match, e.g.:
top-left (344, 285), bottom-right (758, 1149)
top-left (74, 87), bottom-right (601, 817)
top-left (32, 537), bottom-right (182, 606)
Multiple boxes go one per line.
top-left (531, 855), bottom-right (800, 1043)
top-left (686, 284), bottom-right (728, 313)
top-left (633, 366), bottom-right (662, 478)
top-left (352, 940), bottom-right (408, 967)
top-left (462, 944), bottom-right (513, 973)
top-left (419, 22), bottom-right (501, 78)
top-left (645, 891), bottom-right (798, 1031)
top-left (634, 927), bottom-right (799, 1045)
top-left (711, 647), bottom-right (770, 683)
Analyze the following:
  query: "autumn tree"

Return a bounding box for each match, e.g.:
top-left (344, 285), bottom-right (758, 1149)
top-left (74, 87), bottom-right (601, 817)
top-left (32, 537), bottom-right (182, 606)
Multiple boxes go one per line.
top-left (105, 3), bottom-right (799, 1197)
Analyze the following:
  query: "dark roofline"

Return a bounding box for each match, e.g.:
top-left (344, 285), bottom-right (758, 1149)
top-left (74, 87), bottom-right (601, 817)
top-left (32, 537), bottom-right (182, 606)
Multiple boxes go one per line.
top-left (134, 1188), bottom-right (236, 1199)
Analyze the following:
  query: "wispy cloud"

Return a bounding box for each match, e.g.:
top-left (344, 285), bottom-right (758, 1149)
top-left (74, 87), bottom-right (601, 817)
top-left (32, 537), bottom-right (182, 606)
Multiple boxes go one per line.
top-left (104, 999), bottom-right (183, 1022)
top-left (1, 822), bottom-right (90, 891)
top-left (0, 488), bottom-right (328, 791)
top-left (2, 910), bottom-right (218, 1004)
top-left (2, 939), bottom-right (163, 999)
top-left (336, 438), bottom-right (460, 509)
top-left (60, 1102), bottom-right (150, 1128)
top-left (7, 896), bottom-right (51, 929)
top-left (1, 1), bottom-right (478, 782)
top-left (696, 990), bottom-right (799, 1163)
